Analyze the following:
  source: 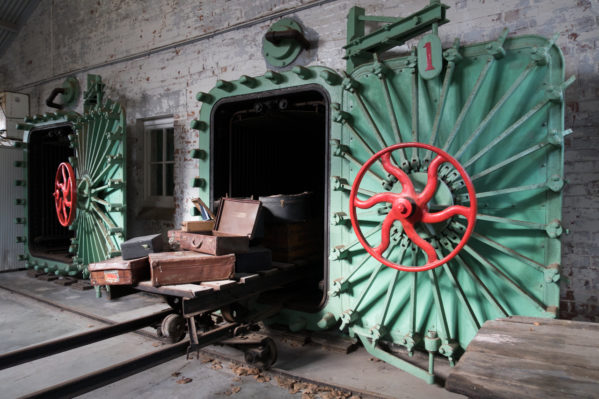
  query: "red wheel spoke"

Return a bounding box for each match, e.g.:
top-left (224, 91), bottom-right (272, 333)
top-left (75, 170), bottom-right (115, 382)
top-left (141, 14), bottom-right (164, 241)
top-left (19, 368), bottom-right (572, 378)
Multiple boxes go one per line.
top-left (373, 212), bottom-right (397, 256)
top-left (402, 221), bottom-right (438, 263)
top-left (355, 192), bottom-right (400, 209)
top-left (418, 155), bottom-right (445, 205)
top-left (349, 142), bottom-right (477, 272)
top-left (380, 152), bottom-right (415, 196)
top-left (54, 162), bottom-right (77, 227)
top-left (421, 205), bottom-right (472, 224)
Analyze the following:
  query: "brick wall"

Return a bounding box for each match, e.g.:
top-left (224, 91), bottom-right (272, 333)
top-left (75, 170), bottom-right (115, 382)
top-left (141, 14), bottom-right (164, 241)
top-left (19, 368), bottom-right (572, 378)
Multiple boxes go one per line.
top-left (0, 0), bottom-right (597, 320)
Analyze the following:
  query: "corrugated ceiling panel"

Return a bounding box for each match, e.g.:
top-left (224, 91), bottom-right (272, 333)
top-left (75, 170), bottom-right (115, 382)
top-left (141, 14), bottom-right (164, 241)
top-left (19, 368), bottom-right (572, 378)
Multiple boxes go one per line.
top-left (0, 0), bottom-right (40, 58)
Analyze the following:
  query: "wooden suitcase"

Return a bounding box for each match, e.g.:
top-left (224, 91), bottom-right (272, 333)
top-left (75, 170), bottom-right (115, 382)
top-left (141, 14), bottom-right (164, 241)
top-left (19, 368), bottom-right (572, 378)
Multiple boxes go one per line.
top-left (88, 256), bottom-right (150, 286)
top-left (148, 251), bottom-right (235, 287)
top-left (169, 198), bottom-right (262, 256)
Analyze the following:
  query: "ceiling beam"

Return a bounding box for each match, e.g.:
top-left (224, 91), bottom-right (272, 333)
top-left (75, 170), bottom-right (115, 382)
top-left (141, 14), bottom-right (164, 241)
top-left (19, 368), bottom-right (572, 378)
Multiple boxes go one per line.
top-left (0, 19), bottom-right (18, 33)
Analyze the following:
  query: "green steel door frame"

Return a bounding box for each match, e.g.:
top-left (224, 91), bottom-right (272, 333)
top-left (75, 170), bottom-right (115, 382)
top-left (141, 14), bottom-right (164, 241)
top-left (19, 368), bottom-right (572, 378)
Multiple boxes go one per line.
top-left (16, 75), bottom-right (127, 278)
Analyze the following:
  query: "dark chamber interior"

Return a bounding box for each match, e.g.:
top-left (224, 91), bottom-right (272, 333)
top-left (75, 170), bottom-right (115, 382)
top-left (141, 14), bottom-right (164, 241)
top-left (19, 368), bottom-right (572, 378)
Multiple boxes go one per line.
top-left (28, 125), bottom-right (75, 263)
top-left (212, 87), bottom-right (329, 311)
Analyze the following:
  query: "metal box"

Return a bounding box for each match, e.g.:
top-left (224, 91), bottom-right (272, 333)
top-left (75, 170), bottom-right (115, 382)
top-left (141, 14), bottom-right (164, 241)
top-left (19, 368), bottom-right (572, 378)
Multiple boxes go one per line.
top-left (0, 92), bottom-right (29, 140)
top-left (121, 234), bottom-right (163, 260)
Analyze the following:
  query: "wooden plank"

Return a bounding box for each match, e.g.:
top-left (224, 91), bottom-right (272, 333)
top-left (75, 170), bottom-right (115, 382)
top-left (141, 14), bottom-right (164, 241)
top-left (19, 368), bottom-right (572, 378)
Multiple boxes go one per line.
top-left (136, 280), bottom-right (214, 298)
top-left (497, 315), bottom-right (599, 331)
top-left (234, 273), bottom-right (260, 283)
top-left (272, 261), bottom-right (296, 271)
top-left (256, 268), bottom-right (278, 276)
top-left (446, 350), bottom-right (599, 399)
top-left (200, 279), bottom-right (237, 291)
top-left (476, 319), bottom-right (599, 351)
top-left (447, 317), bottom-right (599, 399)
top-left (466, 328), bottom-right (599, 370)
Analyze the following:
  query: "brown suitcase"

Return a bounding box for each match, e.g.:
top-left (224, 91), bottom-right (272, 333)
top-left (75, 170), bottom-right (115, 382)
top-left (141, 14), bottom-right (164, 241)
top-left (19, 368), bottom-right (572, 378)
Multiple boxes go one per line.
top-left (148, 251), bottom-right (235, 287)
top-left (169, 198), bottom-right (262, 256)
top-left (88, 256), bottom-right (150, 286)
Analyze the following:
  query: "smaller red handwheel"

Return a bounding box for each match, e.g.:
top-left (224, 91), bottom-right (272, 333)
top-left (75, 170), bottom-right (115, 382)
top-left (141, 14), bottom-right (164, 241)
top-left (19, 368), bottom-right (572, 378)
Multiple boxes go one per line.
top-left (53, 162), bottom-right (77, 227)
top-left (349, 143), bottom-right (477, 272)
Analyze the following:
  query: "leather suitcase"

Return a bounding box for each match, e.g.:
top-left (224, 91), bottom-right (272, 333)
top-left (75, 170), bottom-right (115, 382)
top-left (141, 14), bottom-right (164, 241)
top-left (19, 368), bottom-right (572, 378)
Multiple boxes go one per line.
top-left (168, 229), bottom-right (249, 255)
top-left (169, 198), bottom-right (262, 256)
top-left (148, 251), bottom-right (235, 287)
top-left (88, 256), bottom-right (150, 286)
top-left (235, 247), bottom-right (272, 273)
top-left (121, 234), bottom-right (163, 260)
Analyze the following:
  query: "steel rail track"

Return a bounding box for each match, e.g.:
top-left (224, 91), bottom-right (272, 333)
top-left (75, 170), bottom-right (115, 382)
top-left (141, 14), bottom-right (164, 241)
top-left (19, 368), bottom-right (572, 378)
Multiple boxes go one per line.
top-left (0, 281), bottom-right (163, 340)
top-left (0, 280), bottom-right (386, 399)
top-left (0, 309), bottom-right (173, 370)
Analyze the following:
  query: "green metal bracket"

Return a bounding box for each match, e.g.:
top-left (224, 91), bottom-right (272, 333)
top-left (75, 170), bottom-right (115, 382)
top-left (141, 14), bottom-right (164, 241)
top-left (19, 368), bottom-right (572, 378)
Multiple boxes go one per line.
top-left (83, 74), bottom-right (105, 112)
top-left (262, 18), bottom-right (309, 68)
top-left (357, 334), bottom-right (435, 384)
top-left (344, 0), bottom-right (449, 73)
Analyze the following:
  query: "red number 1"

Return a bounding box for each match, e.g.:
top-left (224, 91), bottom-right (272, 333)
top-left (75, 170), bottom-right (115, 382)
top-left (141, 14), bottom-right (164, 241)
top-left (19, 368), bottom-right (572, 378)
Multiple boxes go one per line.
top-left (424, 42), bottom-right (435, 71)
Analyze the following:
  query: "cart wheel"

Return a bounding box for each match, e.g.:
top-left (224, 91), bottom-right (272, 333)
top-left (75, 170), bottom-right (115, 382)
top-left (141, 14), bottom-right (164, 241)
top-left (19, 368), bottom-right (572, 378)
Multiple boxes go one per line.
top-left (221, 303), bottom-right (249, 323)
top-left (244, 338), bottom-right (278, 370)
top-left (159, 313), bottom-right (186, 343)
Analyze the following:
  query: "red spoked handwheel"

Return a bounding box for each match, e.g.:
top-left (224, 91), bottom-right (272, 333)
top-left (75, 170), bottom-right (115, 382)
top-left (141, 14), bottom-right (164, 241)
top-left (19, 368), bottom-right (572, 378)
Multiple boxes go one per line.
top-left (349, 143), bottom-right (477, 272)
top-left (53, 162), bottom-right (77, 227)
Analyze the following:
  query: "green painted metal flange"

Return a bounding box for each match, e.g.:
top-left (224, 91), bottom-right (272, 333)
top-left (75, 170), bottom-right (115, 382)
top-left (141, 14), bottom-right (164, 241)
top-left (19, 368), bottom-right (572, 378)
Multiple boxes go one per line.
top-left (61, 77), bottom-right (80, 109)
top-left (16, 75), bottom-right (126, 279)
top-left (262, 18), bottom-right (306, 68)
top-left (194, 5), bottom-right (570, 385)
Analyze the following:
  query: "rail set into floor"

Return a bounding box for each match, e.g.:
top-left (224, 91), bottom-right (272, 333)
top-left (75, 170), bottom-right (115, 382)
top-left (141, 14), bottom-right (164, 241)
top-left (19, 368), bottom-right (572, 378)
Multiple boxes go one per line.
top-left (0, 262), bottom-right (307, 398)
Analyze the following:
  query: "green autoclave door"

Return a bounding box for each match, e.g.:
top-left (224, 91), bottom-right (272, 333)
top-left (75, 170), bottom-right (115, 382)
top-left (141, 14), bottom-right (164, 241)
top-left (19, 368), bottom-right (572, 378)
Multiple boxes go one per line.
top-left (191, 1), bottom-right (571, 384)
top-left (15, 75), bottom-right (127, 279)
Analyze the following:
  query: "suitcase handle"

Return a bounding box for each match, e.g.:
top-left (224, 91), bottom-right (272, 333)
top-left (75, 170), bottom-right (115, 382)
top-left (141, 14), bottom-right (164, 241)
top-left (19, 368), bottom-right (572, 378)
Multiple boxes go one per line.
top-left (191, 237), bottom-right (203, 248)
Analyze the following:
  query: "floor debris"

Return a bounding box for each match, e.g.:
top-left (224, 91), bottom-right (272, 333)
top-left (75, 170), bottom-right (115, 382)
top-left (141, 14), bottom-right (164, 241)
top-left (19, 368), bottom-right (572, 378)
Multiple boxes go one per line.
top-left (273, 375), bottom-right (357, 398)
top-left (175, 377), bottom-right (193, 384)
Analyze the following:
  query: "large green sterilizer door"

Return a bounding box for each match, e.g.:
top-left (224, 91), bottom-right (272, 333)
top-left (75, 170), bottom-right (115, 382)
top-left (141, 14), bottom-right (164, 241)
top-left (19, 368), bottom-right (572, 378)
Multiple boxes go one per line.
top-left (191, 2), bottom-right (571, 384)
top-left (16, 75), bottom-right (126, 278)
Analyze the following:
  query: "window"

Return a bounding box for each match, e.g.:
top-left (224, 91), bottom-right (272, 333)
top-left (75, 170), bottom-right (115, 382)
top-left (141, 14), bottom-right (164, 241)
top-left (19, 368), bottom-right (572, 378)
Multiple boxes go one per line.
top-left (144, 118), bottom-right (174, 208)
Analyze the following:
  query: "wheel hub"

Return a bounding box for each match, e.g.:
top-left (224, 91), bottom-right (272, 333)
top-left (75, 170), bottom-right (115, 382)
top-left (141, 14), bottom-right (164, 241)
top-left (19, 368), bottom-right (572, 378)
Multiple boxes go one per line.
top-left (349, 143), bottom-right (477, 272)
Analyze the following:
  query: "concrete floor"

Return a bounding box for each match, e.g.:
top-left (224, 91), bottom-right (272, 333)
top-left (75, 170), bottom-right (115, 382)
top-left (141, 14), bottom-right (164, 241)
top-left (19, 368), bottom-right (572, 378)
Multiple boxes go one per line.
top-left (0, 271), bottom-right (465, 398)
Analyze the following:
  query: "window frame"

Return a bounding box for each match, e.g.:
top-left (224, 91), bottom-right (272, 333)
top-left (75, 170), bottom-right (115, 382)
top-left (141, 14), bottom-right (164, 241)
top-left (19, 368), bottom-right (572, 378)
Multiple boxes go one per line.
top-left (143, 117), bottom-right (175, 208)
